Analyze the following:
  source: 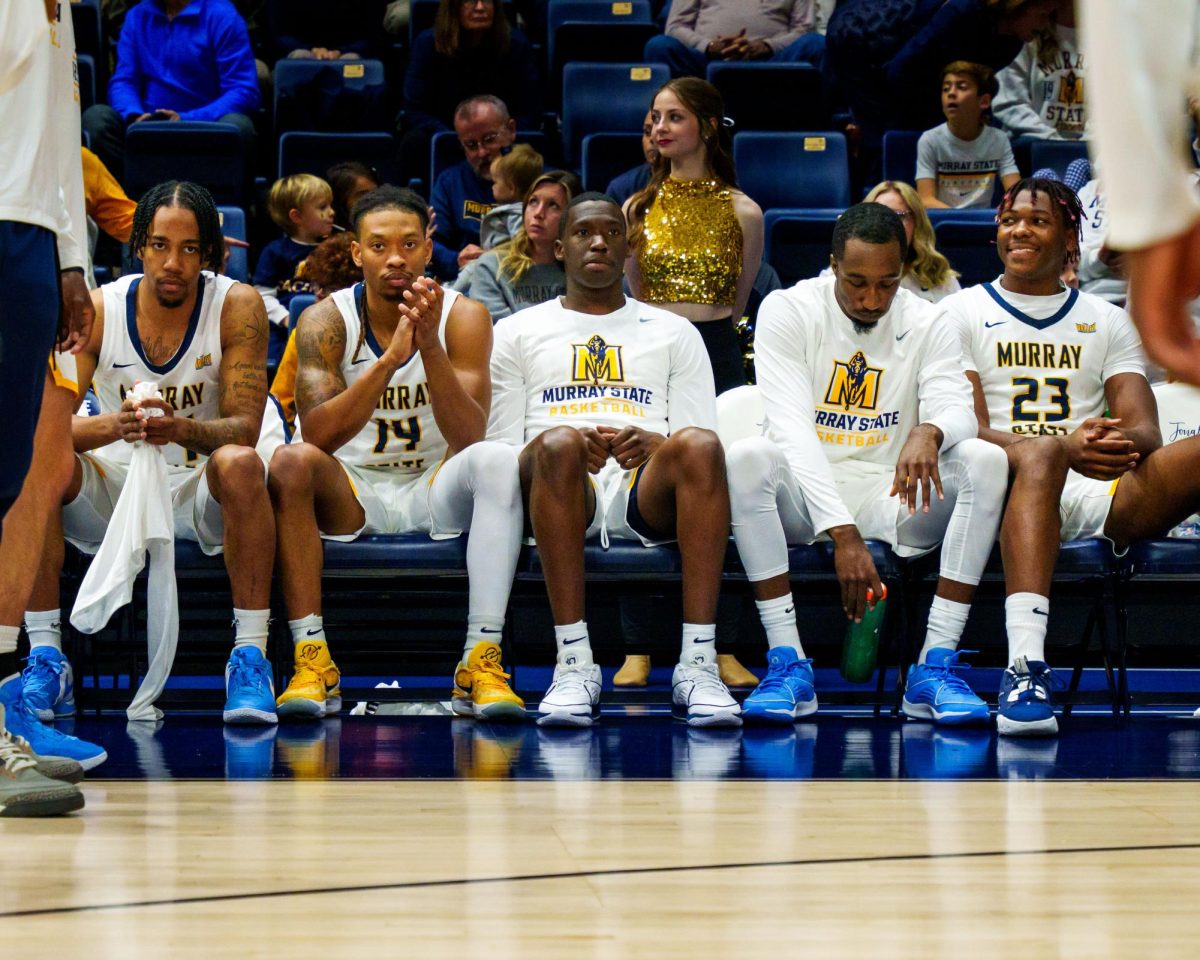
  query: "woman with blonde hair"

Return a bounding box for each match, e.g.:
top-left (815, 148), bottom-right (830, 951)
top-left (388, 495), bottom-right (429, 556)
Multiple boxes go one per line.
top-left (864, 180), bottom-right (962, 303)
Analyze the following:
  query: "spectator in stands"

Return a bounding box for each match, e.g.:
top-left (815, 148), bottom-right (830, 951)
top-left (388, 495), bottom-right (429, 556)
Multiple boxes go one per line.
top-left (824, 0), bottom-right (1058, 184)
top-left (82, 0), bottom-right (260, 178)
top-left (401, 0), bottom-right (540, 182)
top-left (864, 181), bottom-right (961, 302)
top-left (266, 0), bottom-right (374, 62)
top-left (993, 0), bottom-right (1083, 142)
top-left (482, 143), bottom-right (544, 248)
top-left (271, 232), bottom-right (362, 429)
top-left (645, 0), bottom-right (825, 79)
top-left (327, 161), bottom-right (381, 231)
top-left (605, 111), bottom-right (658, 207)
top-left (625, 78), bottom-right (763, 395)
top-left (254, 174), bottom-right (334, 364)
top-left (916, 61), bottom-right (1020, 210)
top-left (429, 95), bottom-right (517, 280)
top-left (468, 170), bottom-right (578, 321)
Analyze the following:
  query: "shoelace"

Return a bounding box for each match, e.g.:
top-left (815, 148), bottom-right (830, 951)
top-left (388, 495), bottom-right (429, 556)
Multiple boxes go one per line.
top-left (755, 658), bottom-right (812, 695)
top-left (0, 728), bottom-right (36, 774)
top-left (685, 663), bottom-right (730, 697)
top-left (21, 652), bottom-right (64, 697)
top-left (472, 659), bottom-right (514, 693)
top-left (924, 650), bottom-right (979, 696)
top-left (231, 656), bottom-right (270, 695)
top-left (551, 664), bottom-right (594, 693)
top-left (1011, 664), bottom-right (1063, 699)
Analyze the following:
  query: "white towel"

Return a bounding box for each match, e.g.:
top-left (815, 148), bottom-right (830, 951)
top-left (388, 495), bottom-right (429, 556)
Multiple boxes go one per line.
top-left (70, 381), bottom-right (179, 722)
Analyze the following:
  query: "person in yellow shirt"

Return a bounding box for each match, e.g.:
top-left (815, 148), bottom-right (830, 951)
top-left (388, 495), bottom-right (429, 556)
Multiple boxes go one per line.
top-left (81, 146), bottom-right (135, 244)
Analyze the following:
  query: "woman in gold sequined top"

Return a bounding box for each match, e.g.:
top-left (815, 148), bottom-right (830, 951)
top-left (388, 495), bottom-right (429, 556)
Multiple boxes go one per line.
top-left (623, 78), bottom-right (764, 396)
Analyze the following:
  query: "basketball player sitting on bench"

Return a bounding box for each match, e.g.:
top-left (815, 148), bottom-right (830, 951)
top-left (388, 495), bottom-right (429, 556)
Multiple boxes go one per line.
top-left (268, 186), bottom-right (526, 723)
top-left (946, 177), bottom-right (1200, 733)
top-left (5, 181), bottom-right (275, 726)
top-left (488, 192), bottom-right (741, 728)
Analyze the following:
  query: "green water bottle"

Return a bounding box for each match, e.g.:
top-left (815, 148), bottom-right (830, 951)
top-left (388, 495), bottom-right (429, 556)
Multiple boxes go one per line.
top-left (840, 585), bottom-right (887, 683)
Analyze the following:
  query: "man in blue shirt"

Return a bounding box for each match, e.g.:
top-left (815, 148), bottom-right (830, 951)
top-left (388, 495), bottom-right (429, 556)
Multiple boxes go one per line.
top-left (82, 0), bottom-right (260, 178)
top-left (429, 95), bottom-right (516, 282)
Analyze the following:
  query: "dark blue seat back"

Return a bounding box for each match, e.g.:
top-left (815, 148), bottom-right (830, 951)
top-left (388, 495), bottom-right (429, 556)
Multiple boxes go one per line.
top-left (562, 62), bottom-right (667, 167)
top-left (216, 205), bottom-right (248, 282)
top-left (735, 132), bottom-right (851, 210)
top-left (934, 218), bottom-right (1002, 287)
top-left (881, 129), bottom-right (921, 185)
top-left (278, 131), bottom-right (398, 183)
top-left (706, 62), bottom-right (828, 132)
top-left (274, 59), bottom-right (389, 133)
top-left (762, 208), bottom-right (842, 287)
top-left (125, 121), bottom-right (248, 204)
top-left (581, 132), bottom-right (645, 192)
top-left (1029, 138), bottom-right (1090, 179)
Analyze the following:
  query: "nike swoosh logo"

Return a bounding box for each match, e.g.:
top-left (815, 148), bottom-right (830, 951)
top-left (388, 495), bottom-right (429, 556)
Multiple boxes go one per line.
top-left (895, 331), bottom-right (910, 342)
top-left (114, 362), bottom-right (137, 368)
top-left (352, 357), bottom-right (371, 364)
top-left (480, 627), bottom-right (501, 634)
top-left (306, 629), bottom-right (323, 636)
top-left (691, 637), bottom-right (712, 643)
top-left (1032, 607), bottom-right (1049, 616)
top-left (784, 606), bottom-right (794, 614)
top-left (561, 637), bottom-right (585, 645)
top-left (984, 321), bottom-right (1008, 328)
top-left (639, 317), bottom-right (654, 323)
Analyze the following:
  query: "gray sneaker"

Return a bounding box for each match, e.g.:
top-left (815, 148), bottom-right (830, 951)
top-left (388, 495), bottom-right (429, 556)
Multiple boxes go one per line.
top-left (1, 705), bottom-right (84, 817)
top-left (12, 736), bottom-right (85, 784)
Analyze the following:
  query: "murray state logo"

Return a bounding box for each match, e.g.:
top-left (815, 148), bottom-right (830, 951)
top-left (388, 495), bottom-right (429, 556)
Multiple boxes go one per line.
top-left (824, 351), bottom-right (883, 412)
top-left (572, 334), bottom-right (625, 384)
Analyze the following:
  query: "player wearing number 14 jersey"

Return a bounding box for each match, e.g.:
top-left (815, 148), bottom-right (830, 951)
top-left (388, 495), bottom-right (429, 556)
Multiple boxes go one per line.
top-left (269, 187), bottom-right (525, 721)
top-left (947, 177), bottom-right (1200, 735)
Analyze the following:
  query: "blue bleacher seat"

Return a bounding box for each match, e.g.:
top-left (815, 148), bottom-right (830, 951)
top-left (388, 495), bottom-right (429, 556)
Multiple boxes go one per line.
top-left (561, 62), bottom-right (668, 167)
top-left (735, 132), bottom-right (851, 210)
top-left (581, 132), bottom-right (644, 192)
top-left (215, 206), bottom-right (248, 282)
top-left (125, 121), bottom-right (249, 204)
top-left (1029, 139), bottom-right (1090, 180)
top-left (71, 0), bottom-right (105, 87)
top-left (76, 53), bottom-right (97, 113)
top-left (278, 131), bottom-right (398, 182)
top-left (934, 218), bottom-right (1001, 287)
top-left (273, 59), bottom-right (389, 133)
top-left (706, 62), bottom-right (828, 132)
top-left (762, 208), bottom-right (842, 286)
top-left (882, 130), bottom-right (921, 185)
top-left (288, 294), bottom-right (316, 330)
top-left (426, 130), bottom-right (547, 195)
top-left (548, 3), bottom-right (656, 92)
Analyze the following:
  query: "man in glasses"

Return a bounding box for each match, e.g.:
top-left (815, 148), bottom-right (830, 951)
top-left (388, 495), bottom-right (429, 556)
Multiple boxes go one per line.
top-left (429, 94), bottom-right (517, 281)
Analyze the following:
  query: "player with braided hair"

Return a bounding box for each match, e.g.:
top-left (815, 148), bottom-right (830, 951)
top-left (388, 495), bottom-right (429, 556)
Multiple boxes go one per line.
top-left (942, 178), bottom-right (1200, 736)
top-left (128, 181), bottom-right (226, 274)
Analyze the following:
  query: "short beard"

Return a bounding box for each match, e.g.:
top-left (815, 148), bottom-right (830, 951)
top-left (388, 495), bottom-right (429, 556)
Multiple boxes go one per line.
top-left (154, 288), bottom-right (187, 309)
top-left (851, 320), bottom-right (875, 335)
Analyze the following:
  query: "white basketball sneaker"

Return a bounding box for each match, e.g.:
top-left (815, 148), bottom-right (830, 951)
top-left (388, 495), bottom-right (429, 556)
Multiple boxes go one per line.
top-left (672, 660), bottom-right (742, 727)
top-left (535, 661), bottom-right (602, 727)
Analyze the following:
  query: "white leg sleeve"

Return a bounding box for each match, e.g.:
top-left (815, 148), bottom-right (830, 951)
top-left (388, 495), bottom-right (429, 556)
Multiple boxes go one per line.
top-left (893, 438), bottom-right (1007, 586)
top-left (728, 436), bottom-right (818, 582)
top-left (428, 441), bottom-right (523, 621)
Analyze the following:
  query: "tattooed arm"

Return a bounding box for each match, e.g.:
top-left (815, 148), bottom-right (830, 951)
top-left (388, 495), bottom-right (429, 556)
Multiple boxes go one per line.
top-left (293, 297), bottom-right (394, 454)
top-left (162, 283), bottom-right (268, 455)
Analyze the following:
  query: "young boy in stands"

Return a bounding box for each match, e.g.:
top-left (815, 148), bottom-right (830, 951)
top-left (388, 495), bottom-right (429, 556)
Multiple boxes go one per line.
top-left (917, 61), bottom-right (1021, 210)
top-left (253, 174), bottom-right (336, 333)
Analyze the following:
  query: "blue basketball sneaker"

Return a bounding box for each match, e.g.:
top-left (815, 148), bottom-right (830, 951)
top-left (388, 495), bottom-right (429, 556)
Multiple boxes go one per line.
top-left (223, 647), bottom-right (278, 725)
top-left (20, 647), bottom-right (75, 720)
top-left (902, 647), bottom-right (989, 725)
top-left (741, 646), bottom-right (817, 724)
top-left (0, 675), bottom-right (106, 771)
top-left (997, 657), bottom-right (1060, 737)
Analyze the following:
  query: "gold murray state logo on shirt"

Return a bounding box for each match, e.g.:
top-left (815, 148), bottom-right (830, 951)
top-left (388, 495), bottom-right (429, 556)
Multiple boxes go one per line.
top-left (540, 334), bottom-right (653, 418)
top-left (815, 351), bottom-right (899, 448)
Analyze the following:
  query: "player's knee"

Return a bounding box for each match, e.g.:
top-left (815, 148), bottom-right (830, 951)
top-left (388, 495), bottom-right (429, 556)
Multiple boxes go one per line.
top-left (956, 438), bottom-right (1009, 501)
top-left (467, 441), bottom-right (520, 502)
top-left (1009, 435), bottom-right (1069, 484)
top-left (668, 427), bottom-right (725, 485)
top-left (267, 442), bottom-right (321, 499)
top-left (726, 436), bottom-right (779, 499)
top-left (208, 444), bottom-right (265, 503)
top-left (533, 427), bottom-right (588, 478)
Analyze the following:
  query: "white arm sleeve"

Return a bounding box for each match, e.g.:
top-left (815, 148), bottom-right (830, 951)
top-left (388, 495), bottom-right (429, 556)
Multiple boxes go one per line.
top-left (0, 1), bottom-right (47, 95)
top-left (1081, 0), bottom-right (1200, 249)
top-left (486, 318), bottom-right (528, 446)
top-left (916, 318), bottom-right (978, 450)
top-left (755, 291), bottom-right (855, 534)
top-left (665, 321), bottom-right (717, 433)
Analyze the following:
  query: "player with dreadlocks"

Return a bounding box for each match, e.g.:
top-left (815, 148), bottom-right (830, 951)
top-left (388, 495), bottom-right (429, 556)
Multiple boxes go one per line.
top-left (4, 179), bottom-right (280, 728)
top-left (941, 175), bottom-right (1200, 735)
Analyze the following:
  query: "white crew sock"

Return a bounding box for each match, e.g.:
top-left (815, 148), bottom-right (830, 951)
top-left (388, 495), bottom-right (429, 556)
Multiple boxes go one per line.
top-left (554, 620), bottom-right (592, 666)
top-left (232, 608), bottom-right (271, 654)
top-left (1006, 593), bottom-right (1049, 665)
top-left (289, 613), bottom-right (325, 646)
top-left (920, 596), bottom-right (971, 663)
top-left (465, 614), bottom-right (505, 660)
top-left (681, 623), bottom-right (716, 665)
top-left (24, 609), bottom-right (62, 652)
top-left (755, 594), bottom-right (805, 657)
top-left (0, 624), bottom-right (19, 657)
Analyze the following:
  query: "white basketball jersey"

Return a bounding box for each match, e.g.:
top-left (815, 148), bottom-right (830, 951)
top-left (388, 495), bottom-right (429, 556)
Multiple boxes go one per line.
top-left (327, 282), bottom-right (457, 473)
top-left (487, 296), bottom-right (717, 447)
top-left (94, 271), bottom-right (230, 468)
top-left (947, 280), bottom-right (1146, 436)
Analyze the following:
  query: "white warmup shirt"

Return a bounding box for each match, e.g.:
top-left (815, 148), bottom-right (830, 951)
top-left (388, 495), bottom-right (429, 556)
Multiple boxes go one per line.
top-left (754, 276), bottom-right (977, 535)
top-left (0, 0), bottom-right (85, 271)
top-left (93, 272), bottom-right (231, 468)
top-left (945, 279), bottom-right (1146, 434)
top-left (311, 282), bottom-right (458, 473)
top-left (1081, 0), bottom-right (1200, 249)
top-left (487, 295), bottom-right (717, 446)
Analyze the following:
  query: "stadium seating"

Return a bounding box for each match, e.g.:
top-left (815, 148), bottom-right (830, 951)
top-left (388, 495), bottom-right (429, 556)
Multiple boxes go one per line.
top-left (277, 131), bottom-right (398, 182)
top-left (425, 129), bottom-right (547, 195)
top-left (1029, 138), bottom-right (1090, 180)
top-left (706, 62), bottom-right (829, 132)
top-left (561, 62), bottom-right (668, 167)
top-left (882, 129), bottom-right (921, 184)
top-left (76, 53), bottom-right (97, 113)
top-left (548, 3), bottom-right (657, 97)
top-left (125, 121), bottom-right (249, 205)
top-left (762, 208), bottom-right (842, 286)
top-left (288, 294), bottom-right (317, 330)
top-left (734, 132), bottom-right (851, 210)
top-left (581, 132), bottom-right (645, 193)
top-left (70, 0), bottom-right (105, 89)
top-left (273, 59), bottom-right (389, 134)
top-left (933, 218), bottom-right (1001, 287)
top-left (216, 205), bottom-right (248, 283)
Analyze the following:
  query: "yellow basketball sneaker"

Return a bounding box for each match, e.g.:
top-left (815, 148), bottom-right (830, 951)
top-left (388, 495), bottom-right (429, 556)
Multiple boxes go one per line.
top-left (277, 640), bottom-right (341, 719)
top-left (452, 642), bottom-right (525, 721)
